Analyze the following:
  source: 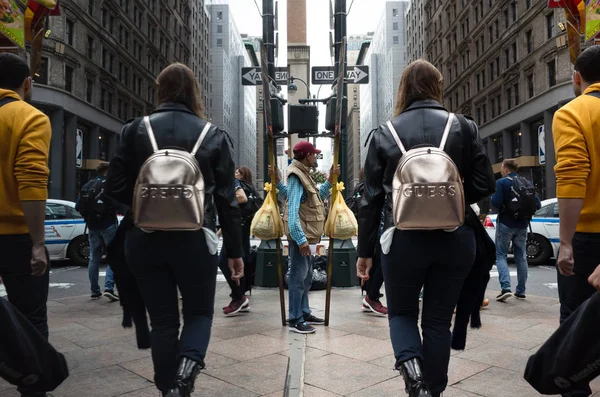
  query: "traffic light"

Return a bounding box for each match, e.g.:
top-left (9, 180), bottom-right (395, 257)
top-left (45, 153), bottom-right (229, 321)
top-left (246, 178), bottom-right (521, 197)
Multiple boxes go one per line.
top-left (325, 96), bottom-right (347, 131)
top-left (288, 104), bottom-right (318, 134)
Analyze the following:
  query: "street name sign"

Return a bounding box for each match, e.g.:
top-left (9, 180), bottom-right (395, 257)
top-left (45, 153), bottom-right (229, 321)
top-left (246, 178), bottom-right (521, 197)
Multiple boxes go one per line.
top-left (311, 65), bottom-right (370, 85)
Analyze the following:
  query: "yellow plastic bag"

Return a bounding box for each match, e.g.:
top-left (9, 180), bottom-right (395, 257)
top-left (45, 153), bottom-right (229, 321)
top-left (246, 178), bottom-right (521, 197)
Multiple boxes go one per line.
top-left (325, 182), bottom-right (358, 240)
top-left (250, 183), bottom-right (284, 240)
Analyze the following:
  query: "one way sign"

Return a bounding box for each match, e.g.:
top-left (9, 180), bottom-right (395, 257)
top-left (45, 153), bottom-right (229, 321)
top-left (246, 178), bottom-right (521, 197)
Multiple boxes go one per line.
top-left (311, 65), bottom-right (369, 85)
top-left (241, 67), bottom-right (289, 86)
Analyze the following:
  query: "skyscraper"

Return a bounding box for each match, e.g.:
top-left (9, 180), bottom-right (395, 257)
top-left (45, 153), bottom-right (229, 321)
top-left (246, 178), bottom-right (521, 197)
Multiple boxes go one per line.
top-left (209, 3), bottom-right (257, 175)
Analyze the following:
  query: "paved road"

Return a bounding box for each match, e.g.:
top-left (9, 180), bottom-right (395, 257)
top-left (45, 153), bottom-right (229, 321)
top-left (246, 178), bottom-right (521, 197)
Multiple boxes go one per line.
top-left (0, 256), bottom-right (561, 301)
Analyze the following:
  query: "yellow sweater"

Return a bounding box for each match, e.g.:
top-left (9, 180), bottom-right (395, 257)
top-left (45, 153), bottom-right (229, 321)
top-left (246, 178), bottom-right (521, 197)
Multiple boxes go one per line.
top-left (0, 89), bottom-right (52, 235)
top-left (553, 83), bottom-right (600, 233)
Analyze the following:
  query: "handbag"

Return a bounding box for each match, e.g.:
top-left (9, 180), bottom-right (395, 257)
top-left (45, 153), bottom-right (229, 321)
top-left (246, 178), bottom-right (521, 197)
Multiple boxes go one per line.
top-left (0, 298), bottom-right (69, 392)
top-left (524, 291), bottom-right (600, 394)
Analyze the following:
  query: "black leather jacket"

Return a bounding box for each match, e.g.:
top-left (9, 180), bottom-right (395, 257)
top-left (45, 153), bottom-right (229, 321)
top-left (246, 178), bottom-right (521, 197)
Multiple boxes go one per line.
top-left (357, 100), bottom-right (495, 257)
top-left (105, 102), bottom-right (243, 258)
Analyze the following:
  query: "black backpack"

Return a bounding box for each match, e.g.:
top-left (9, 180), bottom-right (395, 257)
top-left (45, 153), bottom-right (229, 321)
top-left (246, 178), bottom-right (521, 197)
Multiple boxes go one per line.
top-left (504, 175), bottom-right (538, 221)
top-left (239, 180), bottom-right (263, 225)
top-left (345, 181), bottom-right (364, 216)
top-left (78, 178), bottom-right (111, 222)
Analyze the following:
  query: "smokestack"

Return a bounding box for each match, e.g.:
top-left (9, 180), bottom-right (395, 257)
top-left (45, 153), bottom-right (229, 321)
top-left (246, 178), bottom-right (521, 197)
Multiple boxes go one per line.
top-left (287, 0), bottom-right (307, 46)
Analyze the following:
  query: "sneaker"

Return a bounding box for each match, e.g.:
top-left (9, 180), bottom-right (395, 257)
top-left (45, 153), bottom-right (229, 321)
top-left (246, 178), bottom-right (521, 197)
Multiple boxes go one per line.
top-left (91, 293), bottom-right (102, 300)
top-left (223, 296), bottom-right (249, 316)
top-left (496, 289), bottom-right (512, 302)
top-left (514, 293), bottom-right (526, 300)
top-left (362, 296), bottom-right (387, 316)
top-left (303, 314), bottom-right (325, 325)
top-left (103, 290), bottom-right (120, 302)
top-left (289, 321), bottom-right (316, 334)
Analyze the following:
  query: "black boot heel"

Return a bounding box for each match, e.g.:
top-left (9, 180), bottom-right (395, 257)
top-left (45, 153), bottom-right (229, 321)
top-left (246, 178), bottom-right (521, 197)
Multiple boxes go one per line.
top-left (396, 358), bottom-right (432, 397)
top-left (165, 357), bottom-right (205, 397)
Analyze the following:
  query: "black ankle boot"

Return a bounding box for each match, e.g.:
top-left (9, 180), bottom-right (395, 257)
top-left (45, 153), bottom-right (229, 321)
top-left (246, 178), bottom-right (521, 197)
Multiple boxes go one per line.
top-left (396, 358), bottom-right (432, 397)
top-left (165, 357), bottom-right (205, 397)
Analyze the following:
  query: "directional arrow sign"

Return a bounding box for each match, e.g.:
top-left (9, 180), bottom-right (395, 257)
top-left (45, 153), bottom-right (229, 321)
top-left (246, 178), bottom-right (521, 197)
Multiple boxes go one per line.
top-left (241, 67), bottom-right (289, 86)
top-left (311, 65), bottom-right (369, 85)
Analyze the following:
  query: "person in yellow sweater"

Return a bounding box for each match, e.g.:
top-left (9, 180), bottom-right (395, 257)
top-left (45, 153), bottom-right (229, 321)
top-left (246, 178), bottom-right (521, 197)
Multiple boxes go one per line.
top-left (0, 53), bottom-right (53, 397)
top-left (552, 45), bottom-right (600, 397)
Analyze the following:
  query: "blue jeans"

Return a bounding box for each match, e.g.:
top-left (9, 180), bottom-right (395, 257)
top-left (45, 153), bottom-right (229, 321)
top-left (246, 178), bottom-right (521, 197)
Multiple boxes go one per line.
top-left (288, 241), bottom-right (313, 325)
top-left (89, 224), bottom-right (117, 294)
top-left (495, 222), bottom-right (528, 295)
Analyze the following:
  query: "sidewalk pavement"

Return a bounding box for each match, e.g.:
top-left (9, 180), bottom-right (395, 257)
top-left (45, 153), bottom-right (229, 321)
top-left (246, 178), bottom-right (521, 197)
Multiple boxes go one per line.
top-left (2, 282), bottom-right (600, 397)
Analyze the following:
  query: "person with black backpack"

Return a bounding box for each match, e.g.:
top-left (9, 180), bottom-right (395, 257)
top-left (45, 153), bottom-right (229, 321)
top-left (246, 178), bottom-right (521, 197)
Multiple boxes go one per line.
top-left (491, 158), bottom-right (541, 302)
top-left (218, 166), bottom-right (262, 316)
top-left (76, 163), bottom-right (119, 302)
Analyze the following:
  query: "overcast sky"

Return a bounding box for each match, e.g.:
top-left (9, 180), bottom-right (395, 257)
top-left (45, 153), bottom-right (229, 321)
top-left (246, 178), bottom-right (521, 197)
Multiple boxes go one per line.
top-left (226, 0), bottom-right (387, 168)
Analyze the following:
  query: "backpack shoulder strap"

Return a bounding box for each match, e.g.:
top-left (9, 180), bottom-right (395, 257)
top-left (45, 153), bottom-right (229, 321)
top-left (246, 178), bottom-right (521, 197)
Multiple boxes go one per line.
top-left (0, 97), bottom-right (18, 108)
top-left (191, 122), bottom-right (212, 156)
top-left (439, 113), bottom-right (455, 151)
top-left (385, 121), bottom-right (407, 154)
top-left (587, 91), bottom-right (600, 99)
top-left (142, 116), bottom-right (159, 153)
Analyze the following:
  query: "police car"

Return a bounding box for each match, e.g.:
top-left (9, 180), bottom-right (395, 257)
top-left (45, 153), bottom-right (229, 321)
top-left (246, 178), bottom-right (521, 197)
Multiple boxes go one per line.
top-left (45, 199), bottom-right (89, 265)
top-left (45, 199), bottom-right (123, 266)
top-left (484, 198), bottom-right (559, 266)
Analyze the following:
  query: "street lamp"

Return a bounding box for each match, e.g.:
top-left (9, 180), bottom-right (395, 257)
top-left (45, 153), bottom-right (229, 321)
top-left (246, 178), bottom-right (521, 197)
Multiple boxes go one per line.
top-left (288, 76), bottom-right (311, 98)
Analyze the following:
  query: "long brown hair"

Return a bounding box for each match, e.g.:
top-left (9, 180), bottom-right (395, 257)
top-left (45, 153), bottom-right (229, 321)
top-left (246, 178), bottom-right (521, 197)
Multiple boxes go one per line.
top-left (236, 166), bottom-right (253, 184)
top-left (156, 63), bottom-right (206, 118)
top-left (393, 59), bottom-right (443, 116)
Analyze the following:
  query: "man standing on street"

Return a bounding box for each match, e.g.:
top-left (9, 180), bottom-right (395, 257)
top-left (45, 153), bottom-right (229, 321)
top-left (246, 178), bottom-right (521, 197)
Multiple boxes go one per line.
top-left (0, 53), bottom-right (52, 397)
top-left (491, 159), bottom-right (541, 302)
top-left (277, 141), bottom-right (339, 334)
top-left (553, 45), bottom-right (600, 397)
top-left (76, 163), bottom-right (119, 301)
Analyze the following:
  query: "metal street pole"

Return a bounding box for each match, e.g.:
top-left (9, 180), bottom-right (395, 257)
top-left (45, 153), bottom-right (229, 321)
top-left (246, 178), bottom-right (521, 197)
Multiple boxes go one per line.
top-left (334, 0), bottom-right (347, 192)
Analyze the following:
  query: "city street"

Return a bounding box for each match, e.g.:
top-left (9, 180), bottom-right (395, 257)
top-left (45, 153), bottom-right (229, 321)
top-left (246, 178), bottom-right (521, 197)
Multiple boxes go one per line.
top-left (3, 256), bottom-right (595, 397)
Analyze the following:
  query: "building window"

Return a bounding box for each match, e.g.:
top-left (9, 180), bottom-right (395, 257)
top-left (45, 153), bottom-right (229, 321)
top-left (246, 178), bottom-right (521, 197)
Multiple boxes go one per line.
top-left (512, 41), bottom-right (517, 63)
top-left (491, 97), bottom-right (496, 118)
top-left (504, 8), bottom-right (509, 29)
top-left (506, 86), bottom-right (512, 109)
top-left (100, 88), bottom-right (106, 110)
top-left (88, 0), bottom-right (94, 16)
top-left (514, 83), bottom-right (520, 105)
top-left (216, 38), bottom-right (222, 47)
top-left (527, 74), bottom-right (534, 98)
top-left (513, 130), bottom-right (523, 157)
top-left (482, 104), bottom-right (487, 123)
top-left (86, 77), bottom-right (94, 102)
top-left (547, 60), bottom-right (556, 87)
top-left (393, 8), bottom-right (399, 17)
top-left (65, 66), bottom-right (73, 92)
top-left (66, 19), bottom-right (74, 46)
top-left (216, 11), bottom-right (223, 20)
top-left (217, 24), bottom-right (222, 33)
top-left (511, 1), bottom-right (517, 21)
top-left (546, 14), bottom-right (555, 39)
top-left (87, 35), bottom-right (94, 59)
top-left (393, 36), bottom-right (399, 45)
top-left (526, 30), bottom-right (533, 53)
top-left (393, 22), bottom-right (398, 30)
top-left (494, 135), bottom-right (504, 160)
top-left (526, 0), bottom-right (532, 9)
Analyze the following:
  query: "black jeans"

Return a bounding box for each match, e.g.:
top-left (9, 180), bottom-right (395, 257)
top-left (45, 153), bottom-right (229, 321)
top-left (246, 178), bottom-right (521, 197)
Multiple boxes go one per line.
top-left (125, 228), bottom-right (218, 393)
top-left (0, 234), bottom-right (50, 397)
top-left (382, 225), bottom-right (475, 395)
top-left (217, 224), bottom-right (250, 300)
top-left (364, 241), bottom-right (384, 301)
top-left (557, 232), bottom-right (600, 397)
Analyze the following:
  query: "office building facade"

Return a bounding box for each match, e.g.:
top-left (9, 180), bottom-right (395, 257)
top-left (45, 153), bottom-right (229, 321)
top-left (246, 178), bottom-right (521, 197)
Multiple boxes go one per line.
top-left (208, 4), bottom-right (257, 178)
top-left (358, 1), bottom-right (410, 165)
top-left (406, 0), bottom-right (425, 63)
top-left (424, 0), bottom-right (576, 199)
top-left (29, 0), bottom-right (208, 201)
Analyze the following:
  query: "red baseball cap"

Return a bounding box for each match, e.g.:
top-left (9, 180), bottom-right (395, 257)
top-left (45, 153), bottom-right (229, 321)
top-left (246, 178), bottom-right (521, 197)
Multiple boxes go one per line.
top-left (293, 141), bottom-right (321, 154)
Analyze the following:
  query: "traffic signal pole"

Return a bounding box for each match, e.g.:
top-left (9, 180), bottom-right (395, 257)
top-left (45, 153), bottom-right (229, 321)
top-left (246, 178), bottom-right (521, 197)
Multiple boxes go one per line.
top-left (334, 0), bottom-right (348, 191)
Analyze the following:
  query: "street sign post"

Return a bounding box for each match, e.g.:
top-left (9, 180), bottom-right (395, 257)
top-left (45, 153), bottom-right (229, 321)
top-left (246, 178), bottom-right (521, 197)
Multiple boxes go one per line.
top-left (311, 65), bottom-right (369, 85)
top-left (241, 66), bottom-right (288, 86)
top-left (538, 125), bottom-right (546, 165)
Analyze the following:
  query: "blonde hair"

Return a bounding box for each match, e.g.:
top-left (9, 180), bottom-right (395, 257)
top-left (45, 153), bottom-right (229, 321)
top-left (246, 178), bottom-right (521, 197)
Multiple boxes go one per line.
top-left (156, 63), bottom-right (206, 118)
top-left (393, 59), bottom-right (444, 116)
